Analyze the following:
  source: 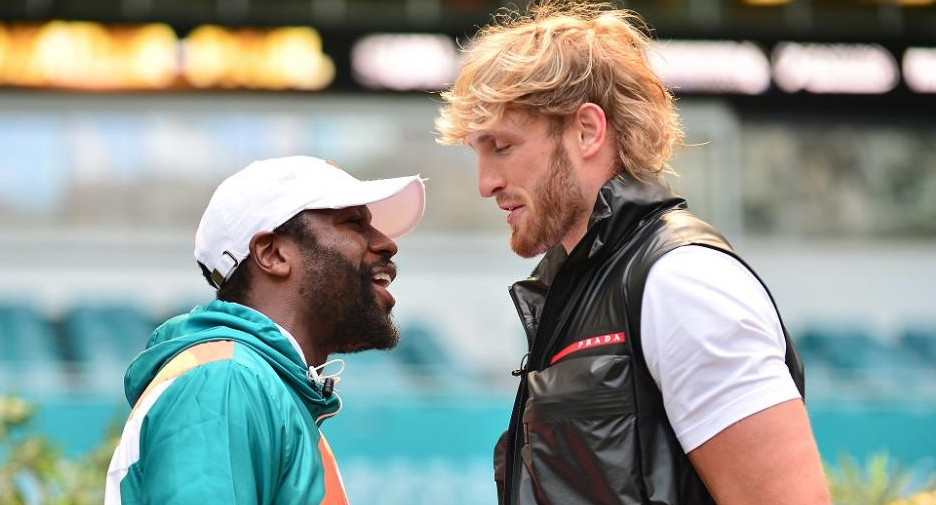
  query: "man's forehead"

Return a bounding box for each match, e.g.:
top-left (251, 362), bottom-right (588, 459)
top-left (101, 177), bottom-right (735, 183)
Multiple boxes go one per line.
top-left (333, 204), bottom-right (369, 215)
top-left (303, 205), bottom-right (369, 219)
top-left (467, 113), bottom-right (533, 146)
top-left (472, 111), bottom-right (536, 136)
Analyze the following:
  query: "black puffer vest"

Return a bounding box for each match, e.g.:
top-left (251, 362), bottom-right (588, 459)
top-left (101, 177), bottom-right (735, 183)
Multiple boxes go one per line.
top-left (495, 175), bottom-right (805, 504)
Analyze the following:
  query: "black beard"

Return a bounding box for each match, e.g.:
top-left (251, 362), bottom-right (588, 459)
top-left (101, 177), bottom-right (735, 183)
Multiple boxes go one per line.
top-left (297, 245), bottom-right (399, 355)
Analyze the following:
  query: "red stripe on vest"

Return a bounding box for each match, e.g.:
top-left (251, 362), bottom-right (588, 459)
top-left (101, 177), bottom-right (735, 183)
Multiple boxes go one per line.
top-left (549, 332), bottom-right (627, 365)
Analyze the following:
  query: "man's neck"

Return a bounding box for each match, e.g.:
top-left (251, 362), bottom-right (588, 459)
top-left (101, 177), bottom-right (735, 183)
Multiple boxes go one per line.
top-left (272, 322), bottom-right (308, 366)
top-left (560, 219), bottom-right (589, 254)
top-left (559, 175), bottom-right (611, 254)
top-left (248, 298), bottom-right (328, 367)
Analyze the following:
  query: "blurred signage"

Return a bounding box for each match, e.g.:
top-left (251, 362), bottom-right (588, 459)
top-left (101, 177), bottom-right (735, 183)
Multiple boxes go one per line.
top-left (0, 21), bottom-right (178, 90)
top-left (772, 42), bottom-right (900, 94)
top-left (183, 25), bottom-right (334, 90)
top-left (903, 47), bottom-right (936, 93)
top-left (651, 40), bottom-right (932, 95)
top-left (649, 40), bottom-right (771, 95)
top-left (351, 33), bottom-right (458, 91)
top-left (0, 21), bottom-right (334, 91)
top-left (0, 20), bottom-right (933, 95)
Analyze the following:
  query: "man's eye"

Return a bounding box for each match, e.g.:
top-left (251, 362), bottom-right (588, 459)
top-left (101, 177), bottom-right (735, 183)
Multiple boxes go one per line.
top-left (347, 216), bottom-right (363, 227)
top-left (493, 144), bottom-right (511, 154)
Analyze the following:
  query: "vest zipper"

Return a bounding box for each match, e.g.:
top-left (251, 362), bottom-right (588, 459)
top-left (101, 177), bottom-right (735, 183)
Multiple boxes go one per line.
top-left (511, 353), bottom-right (530, 377)
top-left (503, 288), bottom-right (539, 505)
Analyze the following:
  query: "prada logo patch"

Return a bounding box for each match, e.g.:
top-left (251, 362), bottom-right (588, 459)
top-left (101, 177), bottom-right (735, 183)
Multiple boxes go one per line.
top-left (549, 332), bottom-right (627, 365)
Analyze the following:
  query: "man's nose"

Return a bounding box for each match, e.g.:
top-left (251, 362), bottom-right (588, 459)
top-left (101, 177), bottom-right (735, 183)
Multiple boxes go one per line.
top-left (370, 228), bottom-right (398, 259)
top-left (477, 159), bottom-right (506, 198)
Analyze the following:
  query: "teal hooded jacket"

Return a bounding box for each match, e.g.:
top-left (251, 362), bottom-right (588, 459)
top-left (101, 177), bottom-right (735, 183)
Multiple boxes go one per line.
top-left (104, 300), bottom-right (349, 504)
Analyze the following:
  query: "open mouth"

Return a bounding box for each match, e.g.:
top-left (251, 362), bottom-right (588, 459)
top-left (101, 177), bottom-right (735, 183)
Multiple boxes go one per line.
top-left (370, 267), bottom-right (396, 308)
top-left (505, 205), bottom-right (525, 226)
top-left (372, 272), bottom-right (393, 288)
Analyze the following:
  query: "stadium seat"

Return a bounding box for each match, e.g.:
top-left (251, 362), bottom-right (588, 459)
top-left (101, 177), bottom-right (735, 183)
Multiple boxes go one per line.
top-left (797, 324), bottom-right (904, 371)
top-left (0, 303), bottom-right (60, 363)
top-left (395, 323), bottom-right (461, 370)
top-left (901, 323), bottom-right (936, 363)
top-left (391, 321), bottom-right (471, 393)
top-left (332, 348), bottom-right (415, 395)
top-left (0, 302), bottom-right (66, 390)
top-left (792, 331), bottom-right (832, 367)
top-left (61, 304), bottom-right (155, 391)
top-left (797, 322), bottom-right (928, 400)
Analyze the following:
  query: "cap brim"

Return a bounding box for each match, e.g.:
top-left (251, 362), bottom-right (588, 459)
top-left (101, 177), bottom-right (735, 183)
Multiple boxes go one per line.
top-left (313, 175), bottom-right (425, 238)
top-left (366, 176), bottom-right (425, 238)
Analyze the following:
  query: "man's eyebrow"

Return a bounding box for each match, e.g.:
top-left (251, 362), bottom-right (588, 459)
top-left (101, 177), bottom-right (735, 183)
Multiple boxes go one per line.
top-left (468, 133), bottom-right (493, 148)
top-left (338, 205), bottom-right (371, 221)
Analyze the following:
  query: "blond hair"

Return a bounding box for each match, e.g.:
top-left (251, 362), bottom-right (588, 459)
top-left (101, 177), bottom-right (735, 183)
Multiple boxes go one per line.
top-left (436, 1), bottom-right (683, 179)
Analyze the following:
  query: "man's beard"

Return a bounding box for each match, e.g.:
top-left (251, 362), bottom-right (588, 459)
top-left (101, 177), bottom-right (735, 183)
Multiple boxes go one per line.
top-left (510, 144), bottom-right (587, 258)
top-left (297, 245), bottom-right (398, 354)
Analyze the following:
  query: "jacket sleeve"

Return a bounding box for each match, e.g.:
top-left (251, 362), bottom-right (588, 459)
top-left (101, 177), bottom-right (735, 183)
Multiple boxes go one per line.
top-left (135, 361), bottom-right (288, 504)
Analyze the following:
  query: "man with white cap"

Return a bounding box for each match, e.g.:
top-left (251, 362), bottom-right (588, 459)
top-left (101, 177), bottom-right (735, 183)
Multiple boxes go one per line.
top-left (105, 156), bottom-right (426, 504)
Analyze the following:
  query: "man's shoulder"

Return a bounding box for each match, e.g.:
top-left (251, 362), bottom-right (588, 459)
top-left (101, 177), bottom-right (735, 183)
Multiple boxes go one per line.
top-left (142, 340), bottom-right (288, 409)
top-left (177, 340), bottom-right (285, 386)
top-left (644, 245), bottom-right (770, 319)
top-left (604, 207), bottom-right (734, 280)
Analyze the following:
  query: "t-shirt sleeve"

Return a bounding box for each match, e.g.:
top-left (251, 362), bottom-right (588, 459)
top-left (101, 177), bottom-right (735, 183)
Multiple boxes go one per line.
top-left (640, 245), bottom-right (801, 453)
top-left (136, 361), bottom-right (288, 504)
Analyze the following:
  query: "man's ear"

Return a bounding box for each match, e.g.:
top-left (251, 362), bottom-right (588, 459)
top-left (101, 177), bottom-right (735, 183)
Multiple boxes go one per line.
top-left (573, 102), bottom-right (608, 159)
top-left (248, 231), bottom-right (292, 279)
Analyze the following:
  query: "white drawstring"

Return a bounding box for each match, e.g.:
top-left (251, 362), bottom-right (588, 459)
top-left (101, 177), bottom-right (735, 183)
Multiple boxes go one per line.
top-left (308, 358), bottom-right (345, 423)
top-left (307, 358), bottom-right (345, 385)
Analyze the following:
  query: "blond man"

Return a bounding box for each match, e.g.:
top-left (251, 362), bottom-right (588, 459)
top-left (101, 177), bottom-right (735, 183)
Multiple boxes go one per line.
top-left (437, 2), bottom-right (829, 504)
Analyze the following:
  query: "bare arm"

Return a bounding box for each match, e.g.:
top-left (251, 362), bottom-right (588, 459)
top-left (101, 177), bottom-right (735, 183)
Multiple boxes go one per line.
top-left (688, 399), bottom-right (830, 505)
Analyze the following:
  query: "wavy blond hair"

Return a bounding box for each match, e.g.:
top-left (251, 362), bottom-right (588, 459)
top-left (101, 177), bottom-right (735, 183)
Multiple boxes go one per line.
top-left (436, 1), bottom-right (683, 178)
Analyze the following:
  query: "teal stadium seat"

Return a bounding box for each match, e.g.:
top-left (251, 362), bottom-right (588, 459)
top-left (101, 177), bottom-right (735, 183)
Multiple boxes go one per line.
top-left (391, 322), bottom-right (472, 393)
top-left (331, 321), bottom-right (469, 395)
top-left (332, 347), bottom-right (415, 395)
top-left (798, 324), bottom-right (906, 371)
top-left (793, 331), bottom-right (831, 367)
top-left (62, 304), bottom-right (155, 391)
top-left (798, 322), bottom-right (923, 399)
top-left (901, 322), bottom-right (936, 364)
top-left (0, 303), bottom-right (65, 390)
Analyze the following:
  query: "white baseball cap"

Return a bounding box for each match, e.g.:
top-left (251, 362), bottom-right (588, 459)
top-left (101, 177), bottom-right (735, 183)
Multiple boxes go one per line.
top-left (195, 155), bottom-right (426, 288)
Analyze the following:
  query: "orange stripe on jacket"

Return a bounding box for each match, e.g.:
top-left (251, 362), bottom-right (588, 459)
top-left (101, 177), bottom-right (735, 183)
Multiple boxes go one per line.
top-left (318, 435), bottom-right (350, 505)
top-left (131, 340), bottom-right (235, 415)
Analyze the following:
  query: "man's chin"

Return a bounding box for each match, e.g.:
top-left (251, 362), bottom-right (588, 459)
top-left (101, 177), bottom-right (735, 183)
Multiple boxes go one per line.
top-left (368, 316), bottom-right (399, 351)
top-left (510, 231), bottom-right (551, 259)
top-left (360, 330), bottom-right (399, 352)
top-left (334, 332), bottom-right (398, 354)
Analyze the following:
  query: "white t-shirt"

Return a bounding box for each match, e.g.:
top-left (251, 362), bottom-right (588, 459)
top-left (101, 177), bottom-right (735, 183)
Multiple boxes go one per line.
top-left (640, 245), bottom-right (801, 453)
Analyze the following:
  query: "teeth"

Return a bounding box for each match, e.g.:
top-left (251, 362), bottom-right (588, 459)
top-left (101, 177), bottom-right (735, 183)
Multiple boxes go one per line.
top-left (372, 272), bottom-right (392, 286)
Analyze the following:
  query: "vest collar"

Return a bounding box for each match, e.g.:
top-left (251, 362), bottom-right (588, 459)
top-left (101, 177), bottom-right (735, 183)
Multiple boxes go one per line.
top-left (510, 173), bottom-right (684, 345)
top-left (576, 173), bottom-right (684, 262)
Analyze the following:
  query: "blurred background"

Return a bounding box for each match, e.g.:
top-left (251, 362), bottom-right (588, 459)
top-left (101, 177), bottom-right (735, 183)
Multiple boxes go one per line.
top-left (0, 0), bottom-right (934, 503)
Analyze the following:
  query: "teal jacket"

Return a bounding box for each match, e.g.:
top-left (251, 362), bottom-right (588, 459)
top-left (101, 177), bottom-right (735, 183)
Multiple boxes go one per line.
top-left (105, 301), bottom-right (348, 504)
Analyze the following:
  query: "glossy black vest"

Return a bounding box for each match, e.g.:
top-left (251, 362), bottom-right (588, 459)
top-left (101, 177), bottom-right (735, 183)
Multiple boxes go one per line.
top-left (498, 175), bottom-right (805, 504)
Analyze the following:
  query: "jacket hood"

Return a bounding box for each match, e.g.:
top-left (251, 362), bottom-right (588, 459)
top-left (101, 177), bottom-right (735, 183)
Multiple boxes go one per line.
top-left (124, 300), bottom-right (338, 417)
